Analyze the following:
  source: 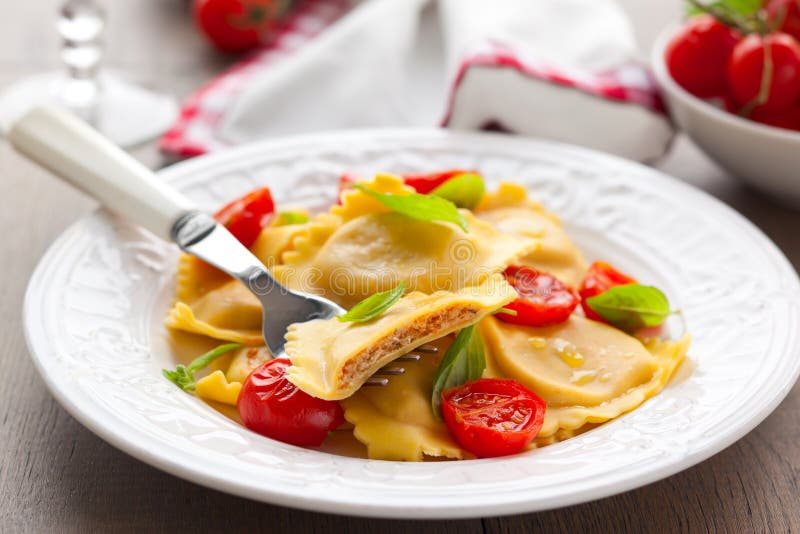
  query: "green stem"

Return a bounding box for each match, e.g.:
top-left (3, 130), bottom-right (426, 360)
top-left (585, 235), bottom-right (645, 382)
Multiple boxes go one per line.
top-left (739, 36), bottom-right (774, 117)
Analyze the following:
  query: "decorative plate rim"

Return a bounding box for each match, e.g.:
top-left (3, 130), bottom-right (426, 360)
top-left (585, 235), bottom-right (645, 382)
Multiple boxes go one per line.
top-left (23, 128), bottom-right (800, 519)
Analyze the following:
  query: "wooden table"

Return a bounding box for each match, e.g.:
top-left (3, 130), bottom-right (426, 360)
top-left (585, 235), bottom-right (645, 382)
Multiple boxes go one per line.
top-left (1, 1), bottom-right (798, 532)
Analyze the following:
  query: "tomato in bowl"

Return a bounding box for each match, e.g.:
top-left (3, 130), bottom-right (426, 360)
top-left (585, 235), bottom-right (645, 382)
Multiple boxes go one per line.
top-left (653, 19), bottom-right (800, 208)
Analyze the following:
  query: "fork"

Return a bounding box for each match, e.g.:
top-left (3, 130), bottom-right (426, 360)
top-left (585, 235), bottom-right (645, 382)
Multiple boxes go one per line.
top-left (8, 104), bottom-right (434, 383)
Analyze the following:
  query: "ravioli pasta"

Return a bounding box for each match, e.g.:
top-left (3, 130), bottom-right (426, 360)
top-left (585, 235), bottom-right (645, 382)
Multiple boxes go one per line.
top-left (274, 175), bottom-right (538, 308)
top-left (284, 274), bottom-right (517, 400)
top-left (165, 172), bottom-right (691, 462)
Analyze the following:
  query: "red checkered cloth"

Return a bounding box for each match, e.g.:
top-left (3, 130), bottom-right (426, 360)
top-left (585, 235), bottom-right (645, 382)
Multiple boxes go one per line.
top-left (442, 41), bottom-right (665, 127)
top-left (160, 0), bottom-right (353, 158)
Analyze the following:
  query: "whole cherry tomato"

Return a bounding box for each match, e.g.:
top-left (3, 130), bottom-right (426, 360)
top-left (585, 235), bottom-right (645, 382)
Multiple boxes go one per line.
top-left (765, 0), bottom-right (800, 42)
top-left (401, 169), bottom-right (476, 194)
top-left (194, 0), bottom-right (290, 53)
top-left (214, 186), bottom-right (275, 249)
top-left (496, 266), bottom-right (578, 327)
top-left (578, 261), bottom-right (637, 322)
top-left (750, 104), bottom-right (800, 130)
top-left (666, 15), bottom-right (741, 98)
top-left (728, 33), bottom-right (800, 112)
top-left (238, 358), bottom-right (345, 446)
top-left (441, 378), bottom-right (546, 458)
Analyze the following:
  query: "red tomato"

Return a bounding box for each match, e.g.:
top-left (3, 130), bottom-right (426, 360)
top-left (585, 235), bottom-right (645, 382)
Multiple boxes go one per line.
top-left (766, 0), bottom-right (800, 42)
top-left (238, 358), bottom-right (345, 446)
top-left (496, 266), bottom-right (578, 327)
top-left (665, 15), bottom-right (740, 98)
top-left (728, 33), bottom-right (800, 112)
top-left (214, 187), bottom-right (275, 249)
top-left (441, 378), bottom-right (546, 458)
top-left (578, 261), bottom-right (637, 322)
top-left (401, 169), bottom-right (476, 194)
top-left (750, 104), bottom-right (800, 130)
top-left (194, 0), bottom-right (288, 53)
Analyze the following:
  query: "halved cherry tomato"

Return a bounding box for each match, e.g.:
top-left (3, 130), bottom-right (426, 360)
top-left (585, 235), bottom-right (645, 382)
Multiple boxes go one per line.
top-left (728, 33), bottom-right (800, 112)
top-left (214, 186), bottom-right (275, 248)
top-left (401, 169), bottom-right (475, 194)
top-left (665, 15), bottom-right (740, 98)
top-left (578, 261), bottom-right (637, 321)
top-left (193, 0), bottom-right (289, 53)
top-left (238, 358), bottom-right (344, 446)
top-left (766, 0), bottom-right (800, 42)
top-left (496, 266), bottom-right (578, 327)
top-left (441, 378), bottom-right (546, 458)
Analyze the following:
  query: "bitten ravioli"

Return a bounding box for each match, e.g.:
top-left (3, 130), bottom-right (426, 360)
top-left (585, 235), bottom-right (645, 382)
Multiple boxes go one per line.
top-left (284, 274), bottom-right (517, 400)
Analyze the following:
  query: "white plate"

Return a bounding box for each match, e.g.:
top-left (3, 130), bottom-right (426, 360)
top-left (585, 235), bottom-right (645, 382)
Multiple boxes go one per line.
top-left (24, 129), bottom-right (800, 519)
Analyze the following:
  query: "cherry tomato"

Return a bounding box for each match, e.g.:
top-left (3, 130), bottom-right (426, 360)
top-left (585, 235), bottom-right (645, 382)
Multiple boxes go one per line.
top-left (496, 266), bottom-right (578, 327)
top-left (750, 104), bottom-right (800, 130)
top-left (441, 378), bottom-right (546, 458)
top-left (728, 33), bottom-right (800, 112)
top-left (214, 187), bottom-right (275, 249)
top-left (401, 169), bottom-right (476, 194)
top-left (766, 0), bottom-right (800, 42)
top-left (666, 15), bottom-right (740, 98)
top-left (578, 261), bottom-right (637, 322)
top-left (194, 0), bottom-right (288, 53)
top-left (238, 358), bottom-right (345, 446)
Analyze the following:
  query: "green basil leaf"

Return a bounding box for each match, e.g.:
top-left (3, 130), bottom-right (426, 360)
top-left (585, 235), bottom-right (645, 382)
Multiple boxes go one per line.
top-left (354, 184), bottom-right (468, 232)
top-left (430, 173), bottom-right (485, 210)
top-left (431, 325), bottom-right (486, 420)
top-left (163, 343), bottom-right (242, 392)
top-left (275, 211), bottom-right (310, 226)
top-left (585, 284), bottom-right (671, 332)
top-left (338, 281), bottom-right (406, 323)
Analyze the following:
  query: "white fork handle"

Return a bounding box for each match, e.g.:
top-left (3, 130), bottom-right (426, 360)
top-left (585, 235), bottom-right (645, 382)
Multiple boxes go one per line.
top-left (7, 104), bottom-right (194, 241)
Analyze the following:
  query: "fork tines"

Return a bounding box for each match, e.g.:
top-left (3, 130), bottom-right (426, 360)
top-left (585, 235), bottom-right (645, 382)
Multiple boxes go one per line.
top-left (363, 343), bottom-right (438, 387)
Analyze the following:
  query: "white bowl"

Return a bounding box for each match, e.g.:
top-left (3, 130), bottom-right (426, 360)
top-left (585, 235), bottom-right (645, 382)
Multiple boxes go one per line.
top-left (652, 24), bottom-right (800, 207)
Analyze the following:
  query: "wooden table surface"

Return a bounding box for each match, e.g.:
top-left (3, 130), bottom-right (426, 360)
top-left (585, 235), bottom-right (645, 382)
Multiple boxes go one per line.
top-left (1, 1), bottom-right (798, 532)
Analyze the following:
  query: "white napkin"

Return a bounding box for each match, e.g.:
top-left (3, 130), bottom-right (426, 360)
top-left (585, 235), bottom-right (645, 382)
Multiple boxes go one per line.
top-left (208, 0), bottom-right (672, 162)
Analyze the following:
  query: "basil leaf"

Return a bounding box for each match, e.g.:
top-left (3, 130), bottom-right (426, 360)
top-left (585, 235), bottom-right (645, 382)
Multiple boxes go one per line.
top-left (430, 173), bottom-right (485, 210)
top-left (338, 281), bottom-right (406, 323)
top-left (431, 325), bottom-right (486, 419)
top-left (275, 211), bottom-right (310, 226)
top-left (585, 284), bottom-right (671, 332)
top-left (163, 343), bottom-right (242, 391)
top-left (354, 184), bottom-right (468, 232)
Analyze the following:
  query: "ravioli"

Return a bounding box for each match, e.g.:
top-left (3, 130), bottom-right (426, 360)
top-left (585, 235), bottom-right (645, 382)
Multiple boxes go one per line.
top-left (480, 316), bottom-right (689, 437)
top-left (476, 183), bottom-right (587, 287)
top-left (225, 346), bottom-right (272, 383)
top-left (284, 274), bottom-right (517, 400)
top-left (166, 280), bottom-right (264, 345)
top-left (250, 221), bottom-right (312, 269)
top-left (341, 335), bottom-right (469, 461)
top-left (167, 219), bottom-right (308, 343)
top-left (165, 173), bottom-right (693, 462)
